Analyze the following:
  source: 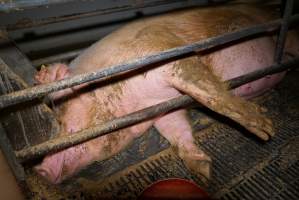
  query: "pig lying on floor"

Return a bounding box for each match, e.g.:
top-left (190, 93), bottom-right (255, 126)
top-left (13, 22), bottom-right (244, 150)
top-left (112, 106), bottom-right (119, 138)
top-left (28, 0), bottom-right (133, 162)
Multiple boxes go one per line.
top-left (34, 4), bottom-right (299, 184)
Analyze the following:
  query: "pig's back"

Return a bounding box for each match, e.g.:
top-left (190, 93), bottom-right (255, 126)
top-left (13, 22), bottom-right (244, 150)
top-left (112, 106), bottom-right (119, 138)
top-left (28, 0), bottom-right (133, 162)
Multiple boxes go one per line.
top-left (68, 4), bottom-right (282, 99)
top-left (69, 4), bottom-right (276, 74)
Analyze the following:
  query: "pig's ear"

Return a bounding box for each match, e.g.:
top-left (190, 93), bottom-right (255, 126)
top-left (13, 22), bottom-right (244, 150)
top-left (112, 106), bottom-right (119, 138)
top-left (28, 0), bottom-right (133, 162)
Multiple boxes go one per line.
top-left (47, 63), bottom-right (69, 70)
top-left (35, 63), bottom-right (70, 85)
top-left (49, 63), bottom-right (70, 80)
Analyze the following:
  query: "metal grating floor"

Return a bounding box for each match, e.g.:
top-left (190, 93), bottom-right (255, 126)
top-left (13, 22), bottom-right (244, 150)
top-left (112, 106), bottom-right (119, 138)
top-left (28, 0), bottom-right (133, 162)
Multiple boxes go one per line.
top-left (26, 70), bottom-right (299, 199)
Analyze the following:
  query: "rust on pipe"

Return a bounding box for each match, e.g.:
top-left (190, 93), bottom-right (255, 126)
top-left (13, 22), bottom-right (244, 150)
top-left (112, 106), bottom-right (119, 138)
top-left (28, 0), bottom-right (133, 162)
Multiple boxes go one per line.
top-left (15, 57), bottom-right (299, 162)
top-left (1, 14), bottom-right (299, 110)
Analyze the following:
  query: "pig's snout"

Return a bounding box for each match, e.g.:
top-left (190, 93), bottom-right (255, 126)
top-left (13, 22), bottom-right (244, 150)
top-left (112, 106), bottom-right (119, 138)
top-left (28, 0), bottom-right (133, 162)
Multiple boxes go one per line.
top-left (35, 165), bottom-right (61, 184)
top-left (35, 144), bottom-right (93, 184)
top-left (34, 152), bottom-right (65, 184)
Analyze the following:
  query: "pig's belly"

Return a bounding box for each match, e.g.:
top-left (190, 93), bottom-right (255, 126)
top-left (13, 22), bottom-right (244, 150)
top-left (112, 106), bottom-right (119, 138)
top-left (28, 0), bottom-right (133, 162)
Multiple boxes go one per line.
top-left (232, 72), bottom-right (285, 98)
top-left (202, 36), bottom-right (285, 99)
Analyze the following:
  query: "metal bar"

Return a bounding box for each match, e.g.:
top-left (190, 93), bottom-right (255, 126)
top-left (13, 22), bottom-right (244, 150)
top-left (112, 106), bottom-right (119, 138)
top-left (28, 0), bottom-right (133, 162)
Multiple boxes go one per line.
top-left (32, 48), bottom-right (84, 67)
top-left (5, 0), bottom-right (203, 30)
top-left (15, 57), bottom-right (299, 162)
top-left (1, 14), bottom-right (299, 110)
top-left (16, 95), bottom-right (193, 162)
top-left (274, 0), bottom-right (294, 63)
top-left (0, 124), bottom-right (25, 181)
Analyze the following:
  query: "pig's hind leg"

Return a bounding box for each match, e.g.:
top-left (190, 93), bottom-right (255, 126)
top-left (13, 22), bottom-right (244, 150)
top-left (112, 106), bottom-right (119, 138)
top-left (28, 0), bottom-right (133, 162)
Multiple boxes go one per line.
top-left (168, 57), bottom-right (274, 141)
top-left (154, 109), bottom-right (211, 180)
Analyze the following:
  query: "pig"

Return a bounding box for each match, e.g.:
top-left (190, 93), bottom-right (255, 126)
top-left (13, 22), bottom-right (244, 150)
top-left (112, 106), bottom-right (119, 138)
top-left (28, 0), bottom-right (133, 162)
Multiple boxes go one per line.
top-left (34, 4), bottom-right (298, 184)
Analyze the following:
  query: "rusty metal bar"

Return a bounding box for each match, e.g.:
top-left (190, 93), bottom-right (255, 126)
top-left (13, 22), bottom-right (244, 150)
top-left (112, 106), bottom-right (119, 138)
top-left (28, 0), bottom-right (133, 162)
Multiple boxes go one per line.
top-left (16, 95), bottom-right (194, 162)
top-left (274, 0), bottom-right (294, 63)
top-left (1, 14), bottom-right (299, 110)
top-left (32, 48), bottom-right (84, 67)
top-left (15, 56), bottom-right (299, 162)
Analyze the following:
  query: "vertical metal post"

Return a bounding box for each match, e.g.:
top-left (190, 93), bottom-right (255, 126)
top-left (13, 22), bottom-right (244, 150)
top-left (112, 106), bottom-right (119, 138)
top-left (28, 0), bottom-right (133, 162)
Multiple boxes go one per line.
top-left (274, 0), bottom-right (294, 63)
top-left (0, 124), bottom-right (25, 181)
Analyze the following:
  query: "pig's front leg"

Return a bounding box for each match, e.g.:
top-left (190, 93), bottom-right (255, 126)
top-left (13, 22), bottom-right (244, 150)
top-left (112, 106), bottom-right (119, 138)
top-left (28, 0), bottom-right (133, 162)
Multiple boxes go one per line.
top-left (34, 63), bottom-right (97, 183)
top-left (154, 109), bottom-right (211, 180)
top-left (168, 57), bottom-right (274, 141)
top-left (35, 142), bottom-right (95, 184)
top-left (34, 91), bottom-right (96, 184)
top-left (35, 120), bottom-right (151, 184)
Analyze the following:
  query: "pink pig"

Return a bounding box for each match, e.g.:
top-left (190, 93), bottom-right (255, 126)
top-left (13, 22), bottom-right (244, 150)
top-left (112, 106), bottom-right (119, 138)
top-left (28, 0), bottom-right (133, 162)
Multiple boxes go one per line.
top-left (34, 4), bottom-right (299, 184)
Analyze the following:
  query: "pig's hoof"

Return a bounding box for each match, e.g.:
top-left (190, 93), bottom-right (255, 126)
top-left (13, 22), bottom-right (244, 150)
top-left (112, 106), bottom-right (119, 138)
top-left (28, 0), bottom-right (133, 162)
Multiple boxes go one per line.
top-left (34, 164), bottom-right (61, 184)
top-left (247, 114), bottom-right (274, 141)
top-left (181, 152), bottom-right (212, 183)
top-left (239, 103), bottom-right (274, 141)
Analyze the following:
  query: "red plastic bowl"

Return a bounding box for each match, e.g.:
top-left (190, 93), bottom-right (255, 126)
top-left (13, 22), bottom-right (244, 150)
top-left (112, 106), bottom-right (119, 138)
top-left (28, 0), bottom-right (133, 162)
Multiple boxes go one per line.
top-left (138, 178), bottom-right (210, 199)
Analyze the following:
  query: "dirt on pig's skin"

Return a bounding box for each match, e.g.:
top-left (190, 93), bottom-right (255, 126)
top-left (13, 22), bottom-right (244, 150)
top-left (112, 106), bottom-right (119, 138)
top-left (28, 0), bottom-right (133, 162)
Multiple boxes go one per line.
top-left (33, 3), bottom-right (299, 184)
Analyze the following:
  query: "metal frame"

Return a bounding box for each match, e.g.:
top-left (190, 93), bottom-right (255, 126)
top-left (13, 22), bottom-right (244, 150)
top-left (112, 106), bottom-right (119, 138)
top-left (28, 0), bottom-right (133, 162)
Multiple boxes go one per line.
top-left (2, 0), bottom-right (218, 30)
top-left (0, 0), bottom-right (297, 183)
top-left (1, 14), bottom-right (299, 109)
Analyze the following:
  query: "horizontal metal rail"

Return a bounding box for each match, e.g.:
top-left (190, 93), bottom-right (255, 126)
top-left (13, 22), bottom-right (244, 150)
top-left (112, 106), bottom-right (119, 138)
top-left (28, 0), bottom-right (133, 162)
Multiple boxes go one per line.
top-left (15, 57), bottom-right (299, 162)
top-left (1, 14), bottom-right (299, 110)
